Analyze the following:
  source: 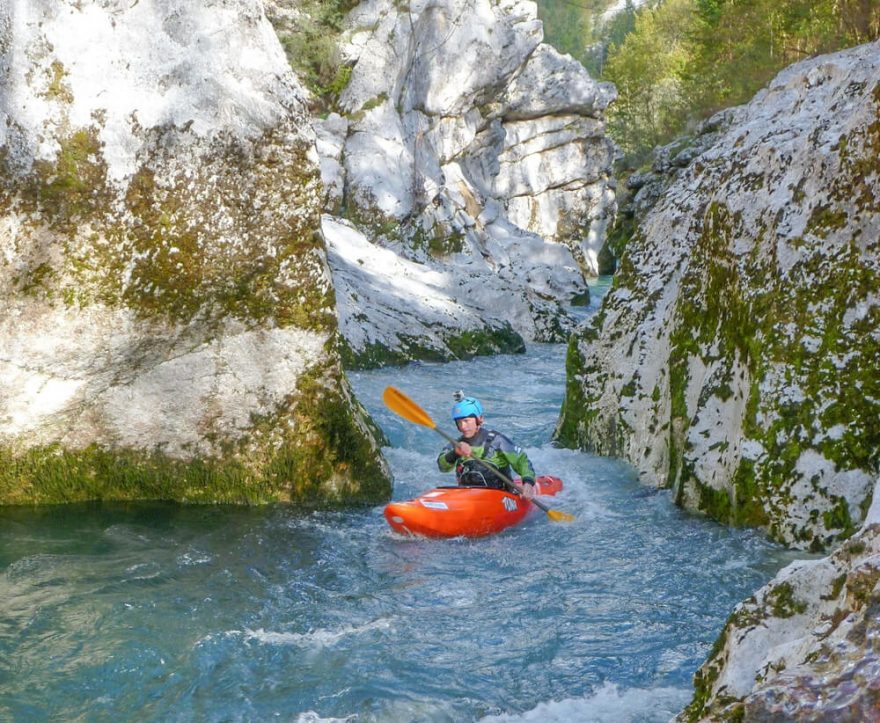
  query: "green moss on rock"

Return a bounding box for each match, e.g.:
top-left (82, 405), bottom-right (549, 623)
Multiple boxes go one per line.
top-left (845, 565), bottom-right (880, 608)
top-left (417, 226), bottom-right (465, 258)
top-left (0, 353), bottom-right (391, 506)
top-left (18, 127), bottom-right (112, 237)
top-left (43, 60), bottom-right (75, 104)
top-left (662, 196), bottom-right (878, 547)
top-left (560, 177), bottom-right (876, 547)
top-left (252, 355), bottom-right (391, 505)
top-left (682, 611), bottom-right (733, 722)
top-left (446, 324), bottom-right (525, 358)
top-left (2, 117), bottom-right (392, 507)
top-left (339, 324), bottom-right (525, 370)
top-left (767, 581), bottom-right (808, 618)
top-left (822, 496), bottom-right (856, 538)
top-left (554, 335), bottom-right (592, 448)
top-left (9, 124), bottom-right (334, 330)
top-left (569, 289), bottom-right (591, 307)
top-left (0, 443), bottom-right (258, 505)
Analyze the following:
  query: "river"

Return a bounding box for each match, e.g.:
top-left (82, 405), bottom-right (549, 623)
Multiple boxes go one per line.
top-left (0, 293), bottom-right (798, 721)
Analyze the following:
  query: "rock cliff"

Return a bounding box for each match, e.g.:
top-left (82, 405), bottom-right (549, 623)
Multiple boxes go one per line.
top-left (312, 0), bottom-right (617, 367)
top-left (556, 42), bottom-right (880, 551)
top-left (0, 0), bottom-right (390, 505)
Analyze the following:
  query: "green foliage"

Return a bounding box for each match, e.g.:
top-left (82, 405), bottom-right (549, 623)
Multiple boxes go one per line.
top-left (604, 0), bottom-right (691, 164)
top-left (600, 1), bottom-right (639, 68)
top-left (276, 0), bottom-right (358, 111)
top-left (601, 0), bottom-right (880, 164)
top-left (537, 0), bottom-right (635, 75)
top-left (536, 0), bottom-right (595, 62)
top-left (694, 0), bottom-right (725, 24)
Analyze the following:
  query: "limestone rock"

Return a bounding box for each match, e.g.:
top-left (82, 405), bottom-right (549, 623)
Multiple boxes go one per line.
top-left (324, 216), bottom-right (527, 367)
top-left (679, 480), bottom-right (880, 720)
top-left (317, 0), bottom-right (616, 366)
top-left (314, 113), bottom-right (349, 213)
top-left (556, 41), bottom-right (880, 550)
top-left (0, 0), bottom-right (390, 505)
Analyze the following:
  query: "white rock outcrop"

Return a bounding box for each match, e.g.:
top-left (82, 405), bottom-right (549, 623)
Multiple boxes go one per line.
top-left (0, 0), bottom-right (390, 504)
top-left (556, 42), bottom-right (880, 550)
top-left (679, 478), bottom-right (880, 720)
top-left (315, 0), bottom-right (617, 366)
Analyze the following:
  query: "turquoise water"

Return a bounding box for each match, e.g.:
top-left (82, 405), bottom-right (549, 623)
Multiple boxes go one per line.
top-left (0, 341), bottom-right (797, 721)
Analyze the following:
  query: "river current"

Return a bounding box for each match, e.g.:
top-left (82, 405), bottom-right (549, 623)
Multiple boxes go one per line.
top-left (1, 293), bottom-right (799, 721)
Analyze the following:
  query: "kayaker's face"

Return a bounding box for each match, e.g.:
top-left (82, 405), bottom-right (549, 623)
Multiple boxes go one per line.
top-left (455, 416), bottom-right (482, 438)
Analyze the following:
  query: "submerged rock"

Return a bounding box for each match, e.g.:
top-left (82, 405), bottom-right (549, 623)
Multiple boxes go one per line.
top-left (0, 0), bottom-right (390, 505)
top-left (315, 0), bottom-right (617, 367)
top-left (556, 42), bottom-right (880, 551)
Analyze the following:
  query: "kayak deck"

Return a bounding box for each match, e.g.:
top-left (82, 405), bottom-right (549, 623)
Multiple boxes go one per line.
top-left (383, 475), bottom-right (563, 538)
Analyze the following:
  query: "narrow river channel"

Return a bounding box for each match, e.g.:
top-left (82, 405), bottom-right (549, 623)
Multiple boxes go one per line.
top-left (0, 298), bottom-right (799, 721)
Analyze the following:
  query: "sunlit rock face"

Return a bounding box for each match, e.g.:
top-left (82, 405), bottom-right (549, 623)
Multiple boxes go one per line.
top-left (679, 481), bottom-right (880, 721)
top-left (556, 42), bottom-right (880, 551)
top-left (0, 0), bottom-right (390, 505)
top-left (315, 0), bottom-right (616, 367)
top-left (324, 215), bottom-right (529, 367)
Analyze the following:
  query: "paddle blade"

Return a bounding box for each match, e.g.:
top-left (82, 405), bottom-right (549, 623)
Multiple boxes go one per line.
top-left (383, 386), bottom-right (437, 429)
top-left (545, 508), bottom-right (575, 523)
top-left (531, 495), bottom-right (575, 523)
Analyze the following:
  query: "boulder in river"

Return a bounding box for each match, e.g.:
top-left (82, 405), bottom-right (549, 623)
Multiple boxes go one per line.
top-left (678, 478), bottom-right (880, 720)
top-left (0, 0), bottom-right (390, 505)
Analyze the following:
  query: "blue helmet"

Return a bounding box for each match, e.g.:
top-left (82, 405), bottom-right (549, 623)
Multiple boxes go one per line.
top-left (451, 396), bottom-right (483, 421)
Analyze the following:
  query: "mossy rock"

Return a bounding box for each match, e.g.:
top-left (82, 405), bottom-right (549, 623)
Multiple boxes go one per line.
top-left (2, 120), bottom-right (391, 507)
top-left (339, 324), bottom-right (526, 370)
top-left (0, 356), bottom-right (391, 506)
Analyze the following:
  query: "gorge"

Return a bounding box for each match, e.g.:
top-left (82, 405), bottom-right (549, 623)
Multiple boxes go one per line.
top-left (1, 0), bottom-right (878, 719)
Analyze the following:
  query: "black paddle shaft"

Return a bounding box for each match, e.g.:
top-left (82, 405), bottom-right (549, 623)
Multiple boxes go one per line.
top-left (432, 427), bottom-right (553, 512)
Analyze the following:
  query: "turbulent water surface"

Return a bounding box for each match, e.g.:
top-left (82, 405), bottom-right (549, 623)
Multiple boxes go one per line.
top-left (0, 288), bottom-right (799, 721)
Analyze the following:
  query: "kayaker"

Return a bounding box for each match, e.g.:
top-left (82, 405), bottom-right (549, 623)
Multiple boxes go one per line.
top-left (437, 393), bottom-right (538, 500)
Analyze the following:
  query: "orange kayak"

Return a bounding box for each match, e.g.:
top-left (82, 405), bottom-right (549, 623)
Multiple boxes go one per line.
top-left (383, 475), bottom-right (564, 538)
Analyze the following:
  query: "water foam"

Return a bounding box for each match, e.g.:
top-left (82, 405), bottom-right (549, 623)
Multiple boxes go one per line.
top-left (244, 618), bottom-right (394, 647)
top-left (479, 682), bottom-right (690, 723)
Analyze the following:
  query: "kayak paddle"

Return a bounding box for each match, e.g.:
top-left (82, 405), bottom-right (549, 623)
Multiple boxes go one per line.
top-left (382, 386), bottom-right (574, 523)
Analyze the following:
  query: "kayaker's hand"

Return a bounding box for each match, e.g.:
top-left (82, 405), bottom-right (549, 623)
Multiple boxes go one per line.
top-left (455, 442), bottom-right (472, 457)
top-left (517, 481), bottom-right (536, 500)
